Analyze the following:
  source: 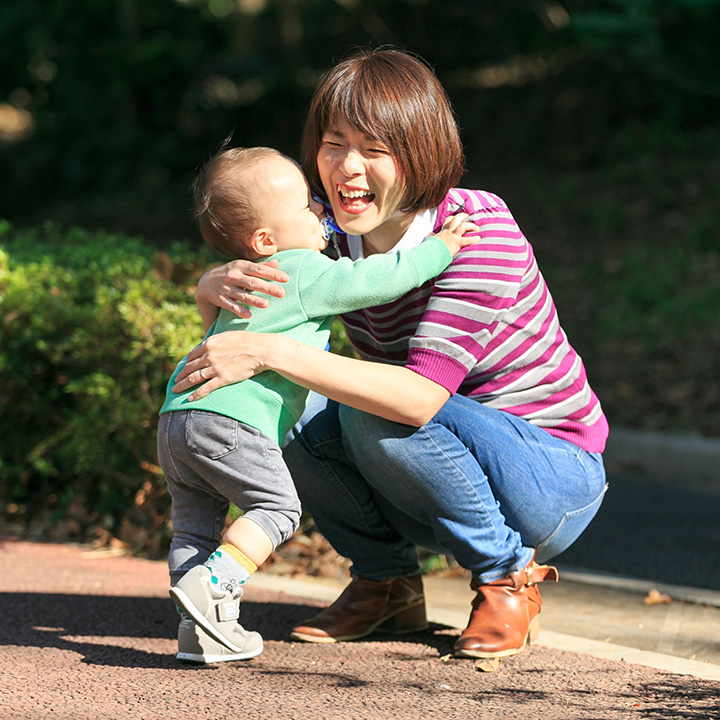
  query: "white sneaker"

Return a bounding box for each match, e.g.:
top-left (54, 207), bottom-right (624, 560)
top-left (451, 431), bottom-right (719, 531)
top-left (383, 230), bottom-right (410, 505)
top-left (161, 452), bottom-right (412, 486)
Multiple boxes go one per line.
top-left (177, 617), bottom-right (263, 663)
top-left (170, 565), bottom-right (262, 654)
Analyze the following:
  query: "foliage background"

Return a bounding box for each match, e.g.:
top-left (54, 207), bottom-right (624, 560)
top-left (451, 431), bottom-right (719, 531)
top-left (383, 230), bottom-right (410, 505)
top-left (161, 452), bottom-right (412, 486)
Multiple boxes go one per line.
top-left (1, 0), bottom-right (719, 553)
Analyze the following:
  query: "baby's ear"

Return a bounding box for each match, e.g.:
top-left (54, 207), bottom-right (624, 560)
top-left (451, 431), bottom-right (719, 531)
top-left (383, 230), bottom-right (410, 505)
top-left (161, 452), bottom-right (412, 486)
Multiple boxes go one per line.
top-left (248, 228), bottom-right (276, 257)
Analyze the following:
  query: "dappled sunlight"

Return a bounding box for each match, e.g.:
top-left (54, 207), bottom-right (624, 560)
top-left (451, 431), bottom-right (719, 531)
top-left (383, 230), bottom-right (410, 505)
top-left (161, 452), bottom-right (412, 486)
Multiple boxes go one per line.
top-left (451, 53), bottom-right (570, 89)
top-left (0, 103), bottom-right (34, 142)
top-left (536, 1), bottom-right (570, 31)
top-left (203, 75), bottom-right (266, 106)
top-left (174, 0), bottom-right (267, 16)
top-left (237, 0), bottom-right (266, 12)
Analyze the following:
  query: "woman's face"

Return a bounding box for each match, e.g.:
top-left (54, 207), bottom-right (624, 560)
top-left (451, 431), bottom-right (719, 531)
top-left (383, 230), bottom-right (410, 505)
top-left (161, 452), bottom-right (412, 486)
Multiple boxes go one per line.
top-left (317, 120), bottom-right (410, 247)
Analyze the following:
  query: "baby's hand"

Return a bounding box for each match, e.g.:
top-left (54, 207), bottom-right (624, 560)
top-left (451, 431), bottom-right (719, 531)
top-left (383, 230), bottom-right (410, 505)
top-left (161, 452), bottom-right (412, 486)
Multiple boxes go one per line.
top-left (433, 212), bottom-right (480, 256)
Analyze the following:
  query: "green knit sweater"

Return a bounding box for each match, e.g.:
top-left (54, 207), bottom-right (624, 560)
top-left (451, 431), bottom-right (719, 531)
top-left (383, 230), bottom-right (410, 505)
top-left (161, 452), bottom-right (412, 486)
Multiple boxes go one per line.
top-left (160, 236), bottom-right (452, 444)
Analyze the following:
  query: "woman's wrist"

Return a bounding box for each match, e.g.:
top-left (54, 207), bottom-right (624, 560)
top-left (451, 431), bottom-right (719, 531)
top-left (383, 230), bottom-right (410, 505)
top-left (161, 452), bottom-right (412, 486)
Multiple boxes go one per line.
top-left (195, 286), bottom-right (221, 330)
top-left (195, 277), bottom-right (216, 313)
top-left (260, 333), bottom-right (296, 374)
top-left (195, 269), bottom-right (215, 304)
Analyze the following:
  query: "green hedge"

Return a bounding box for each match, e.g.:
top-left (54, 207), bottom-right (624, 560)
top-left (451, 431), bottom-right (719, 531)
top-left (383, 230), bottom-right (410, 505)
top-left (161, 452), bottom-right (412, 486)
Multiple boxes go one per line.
top-left (0, 222), bottom-right (213, 552)
top-left (0, 222), bottom-right (356, 553)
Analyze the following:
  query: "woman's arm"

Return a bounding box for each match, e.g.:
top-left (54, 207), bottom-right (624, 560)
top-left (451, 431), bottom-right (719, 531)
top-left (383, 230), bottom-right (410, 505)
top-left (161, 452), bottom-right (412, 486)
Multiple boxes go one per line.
top-left (195, 258), bottom-right (289, 330)
top-left (172, 331), bottom-right (450, 426)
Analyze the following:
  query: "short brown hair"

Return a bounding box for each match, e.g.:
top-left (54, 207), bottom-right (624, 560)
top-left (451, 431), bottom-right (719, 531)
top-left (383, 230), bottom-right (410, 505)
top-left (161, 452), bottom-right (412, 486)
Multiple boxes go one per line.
top-left (301, 47), bottom-right (465, 215)
top-left (193, 146), bottom-right (284, 260)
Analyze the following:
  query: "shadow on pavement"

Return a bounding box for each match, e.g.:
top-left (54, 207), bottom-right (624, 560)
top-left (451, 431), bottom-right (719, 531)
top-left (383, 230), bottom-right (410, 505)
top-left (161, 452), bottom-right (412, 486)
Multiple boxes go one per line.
top-left (0, 591), bottom-right (458, 669)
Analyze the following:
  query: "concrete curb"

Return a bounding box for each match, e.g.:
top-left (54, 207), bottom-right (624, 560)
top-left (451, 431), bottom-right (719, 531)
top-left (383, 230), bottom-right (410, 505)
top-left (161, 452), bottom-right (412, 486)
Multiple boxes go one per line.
top-left (556, 567), bottom-right (720, 608)
top-left (605, 427), bottom-right (720, 484)
top-left (536, 631), bottom-right (720, 683)
top-left (252, 572), bottom-right (720, 683)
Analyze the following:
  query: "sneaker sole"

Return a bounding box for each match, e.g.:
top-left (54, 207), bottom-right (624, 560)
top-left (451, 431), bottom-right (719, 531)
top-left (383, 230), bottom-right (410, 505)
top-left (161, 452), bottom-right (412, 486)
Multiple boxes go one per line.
top-left (176, 644), bottom-right (263, 664)
top-left (170, 585), bottom-right (246, 653)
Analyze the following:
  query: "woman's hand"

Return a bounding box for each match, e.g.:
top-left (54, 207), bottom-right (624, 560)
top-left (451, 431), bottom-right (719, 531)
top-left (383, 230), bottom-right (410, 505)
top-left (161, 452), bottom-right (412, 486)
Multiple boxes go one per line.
top-left (172, 331), bottom-right (272, 401)
top-left (196, 258), bottom-right (289, 325)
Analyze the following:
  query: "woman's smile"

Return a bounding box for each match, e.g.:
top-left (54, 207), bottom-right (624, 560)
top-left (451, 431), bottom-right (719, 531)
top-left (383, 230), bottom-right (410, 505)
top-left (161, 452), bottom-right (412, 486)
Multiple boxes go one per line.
top-left (336, 184), bottom-right (376, 213)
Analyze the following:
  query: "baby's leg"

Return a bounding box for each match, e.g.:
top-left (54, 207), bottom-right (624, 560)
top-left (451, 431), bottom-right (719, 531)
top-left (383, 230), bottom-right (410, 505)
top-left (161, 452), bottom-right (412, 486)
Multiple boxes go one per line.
top-left (224, 516), bottom-right (274, 566)
top-left (157, 412), bottom-right (229, 585)
top-left (166, 480), bottom-right (228, 585)
top-left (165, 412), bottom-right (300, 654)
top-left (184, 419), bottom-right (300, 591)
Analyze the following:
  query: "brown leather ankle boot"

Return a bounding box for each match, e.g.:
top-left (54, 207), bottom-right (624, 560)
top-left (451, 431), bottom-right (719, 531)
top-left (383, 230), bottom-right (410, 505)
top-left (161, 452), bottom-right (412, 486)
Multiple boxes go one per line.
top-left (290, 573), bottom-right (428, 643)
top-left (454, 562), bottom-right (558, 659)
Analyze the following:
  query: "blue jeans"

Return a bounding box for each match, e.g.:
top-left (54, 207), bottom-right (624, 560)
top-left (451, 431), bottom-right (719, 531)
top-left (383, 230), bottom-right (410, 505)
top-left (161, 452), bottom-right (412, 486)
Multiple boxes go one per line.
top-left (284, 393), bottom-right (607, 584)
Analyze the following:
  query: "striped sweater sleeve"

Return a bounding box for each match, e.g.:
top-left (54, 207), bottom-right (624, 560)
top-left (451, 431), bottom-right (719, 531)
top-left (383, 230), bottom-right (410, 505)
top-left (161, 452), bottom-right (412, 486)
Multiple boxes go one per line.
top-left (406, 189), bottom-right (608, 452)
top-left (406, 189), bottom-right (527, 390)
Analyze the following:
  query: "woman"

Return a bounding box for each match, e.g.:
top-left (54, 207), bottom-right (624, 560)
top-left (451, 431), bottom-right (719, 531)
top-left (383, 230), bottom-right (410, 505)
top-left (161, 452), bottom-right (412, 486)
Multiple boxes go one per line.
top-left (172, 48), bottom-right (609, 660)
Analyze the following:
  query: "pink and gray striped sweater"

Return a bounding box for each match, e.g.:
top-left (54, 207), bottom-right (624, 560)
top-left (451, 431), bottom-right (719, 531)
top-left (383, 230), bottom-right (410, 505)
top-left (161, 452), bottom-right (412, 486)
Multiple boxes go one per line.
top-left (334, 188), bottom-right (608, 453)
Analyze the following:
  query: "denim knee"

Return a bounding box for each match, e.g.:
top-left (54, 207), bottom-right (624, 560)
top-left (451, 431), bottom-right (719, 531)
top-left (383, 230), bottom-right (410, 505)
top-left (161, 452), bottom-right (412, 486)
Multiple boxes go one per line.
top-left (285, 399), bottom-right (346, 500)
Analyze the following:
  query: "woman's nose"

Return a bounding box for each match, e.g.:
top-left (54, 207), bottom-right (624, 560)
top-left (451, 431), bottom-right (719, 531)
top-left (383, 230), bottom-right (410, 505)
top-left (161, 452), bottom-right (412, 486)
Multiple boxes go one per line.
top-left (337, 148), bottom-right (364, 176)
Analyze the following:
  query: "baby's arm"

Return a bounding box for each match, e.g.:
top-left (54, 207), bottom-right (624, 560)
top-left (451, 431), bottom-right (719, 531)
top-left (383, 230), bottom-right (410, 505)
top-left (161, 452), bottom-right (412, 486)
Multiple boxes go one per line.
top-left (298, 214), bottom-right (479, 317)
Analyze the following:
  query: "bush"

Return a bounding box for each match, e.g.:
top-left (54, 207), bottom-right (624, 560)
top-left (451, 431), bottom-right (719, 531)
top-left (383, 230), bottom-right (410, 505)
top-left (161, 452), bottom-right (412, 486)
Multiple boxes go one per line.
top-left (0, 221), bottom-right (212, 552)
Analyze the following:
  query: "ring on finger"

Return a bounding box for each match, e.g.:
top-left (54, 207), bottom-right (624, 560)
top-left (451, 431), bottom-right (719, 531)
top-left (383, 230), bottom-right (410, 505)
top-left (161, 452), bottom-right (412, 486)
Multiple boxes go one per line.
top-left (199, 368), bottom-right (206, 379)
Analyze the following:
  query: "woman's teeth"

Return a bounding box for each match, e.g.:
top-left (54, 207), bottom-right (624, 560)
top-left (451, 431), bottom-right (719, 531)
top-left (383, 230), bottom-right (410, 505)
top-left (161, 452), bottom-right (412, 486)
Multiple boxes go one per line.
top-left (338, 186), bottom-right (372, 199)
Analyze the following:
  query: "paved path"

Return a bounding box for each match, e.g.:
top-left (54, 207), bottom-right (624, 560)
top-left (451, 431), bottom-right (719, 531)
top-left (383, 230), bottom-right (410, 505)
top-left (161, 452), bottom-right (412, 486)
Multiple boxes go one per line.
top-left (554, 471), bottom-right (720, 590)
top-left (2, 536), bottom-right (719, 720)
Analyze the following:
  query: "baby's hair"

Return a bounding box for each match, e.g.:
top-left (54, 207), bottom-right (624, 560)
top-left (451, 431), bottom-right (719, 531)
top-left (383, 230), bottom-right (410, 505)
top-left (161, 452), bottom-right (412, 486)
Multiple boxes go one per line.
top-left (193, 145), bottom-right (286, 260)
top-left (302, 47), bottom-right (465, 214)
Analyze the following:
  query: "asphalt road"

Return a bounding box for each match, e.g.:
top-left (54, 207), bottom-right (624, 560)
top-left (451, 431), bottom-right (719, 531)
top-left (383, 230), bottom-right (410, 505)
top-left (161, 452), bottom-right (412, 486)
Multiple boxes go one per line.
top-left (554, 470), bottom-right (720, 590)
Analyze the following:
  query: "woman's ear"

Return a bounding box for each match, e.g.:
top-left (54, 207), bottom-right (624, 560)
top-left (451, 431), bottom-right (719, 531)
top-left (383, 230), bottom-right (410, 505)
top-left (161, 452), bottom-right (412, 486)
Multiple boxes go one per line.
top-left (248, 228), bottom-right (277, 257)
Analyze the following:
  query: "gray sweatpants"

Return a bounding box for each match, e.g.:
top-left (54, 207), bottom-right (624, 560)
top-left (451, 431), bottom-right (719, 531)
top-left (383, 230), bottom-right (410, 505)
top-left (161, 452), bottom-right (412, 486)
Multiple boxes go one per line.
top-left (157, 410), bottom-right (301, 585)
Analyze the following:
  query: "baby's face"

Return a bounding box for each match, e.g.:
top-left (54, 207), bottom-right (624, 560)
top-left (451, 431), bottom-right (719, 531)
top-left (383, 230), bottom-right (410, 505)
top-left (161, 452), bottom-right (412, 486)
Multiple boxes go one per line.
top-left (254, 156), bottom-right (327, 253)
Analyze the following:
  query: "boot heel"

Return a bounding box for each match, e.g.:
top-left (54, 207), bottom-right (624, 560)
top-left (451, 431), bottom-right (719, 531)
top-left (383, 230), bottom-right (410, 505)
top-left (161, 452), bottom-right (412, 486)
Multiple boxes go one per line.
top-left (527, 615), bottom-right (541, 645)
top-left (380, 602), bottom-right (428, 634)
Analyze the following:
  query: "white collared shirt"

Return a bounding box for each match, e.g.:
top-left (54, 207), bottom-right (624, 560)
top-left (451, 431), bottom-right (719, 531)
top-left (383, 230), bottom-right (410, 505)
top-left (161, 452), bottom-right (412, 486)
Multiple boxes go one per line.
top-left (346, 208), bottom-right (438, 260)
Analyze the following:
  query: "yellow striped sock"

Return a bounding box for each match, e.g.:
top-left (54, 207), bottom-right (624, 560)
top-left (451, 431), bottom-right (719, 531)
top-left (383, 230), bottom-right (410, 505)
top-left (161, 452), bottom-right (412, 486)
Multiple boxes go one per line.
top-left (218, 542), bottom-right (257, 574)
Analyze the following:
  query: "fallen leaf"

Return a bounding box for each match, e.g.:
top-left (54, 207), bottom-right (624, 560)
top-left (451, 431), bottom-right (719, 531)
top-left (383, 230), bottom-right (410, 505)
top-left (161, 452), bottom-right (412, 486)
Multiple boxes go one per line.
top-left (81, 547), bottom-right (128, 559)
top-left (644, 588), bottom-right (672, 605)
top-left (474, 657), bottom-right (501, 673)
